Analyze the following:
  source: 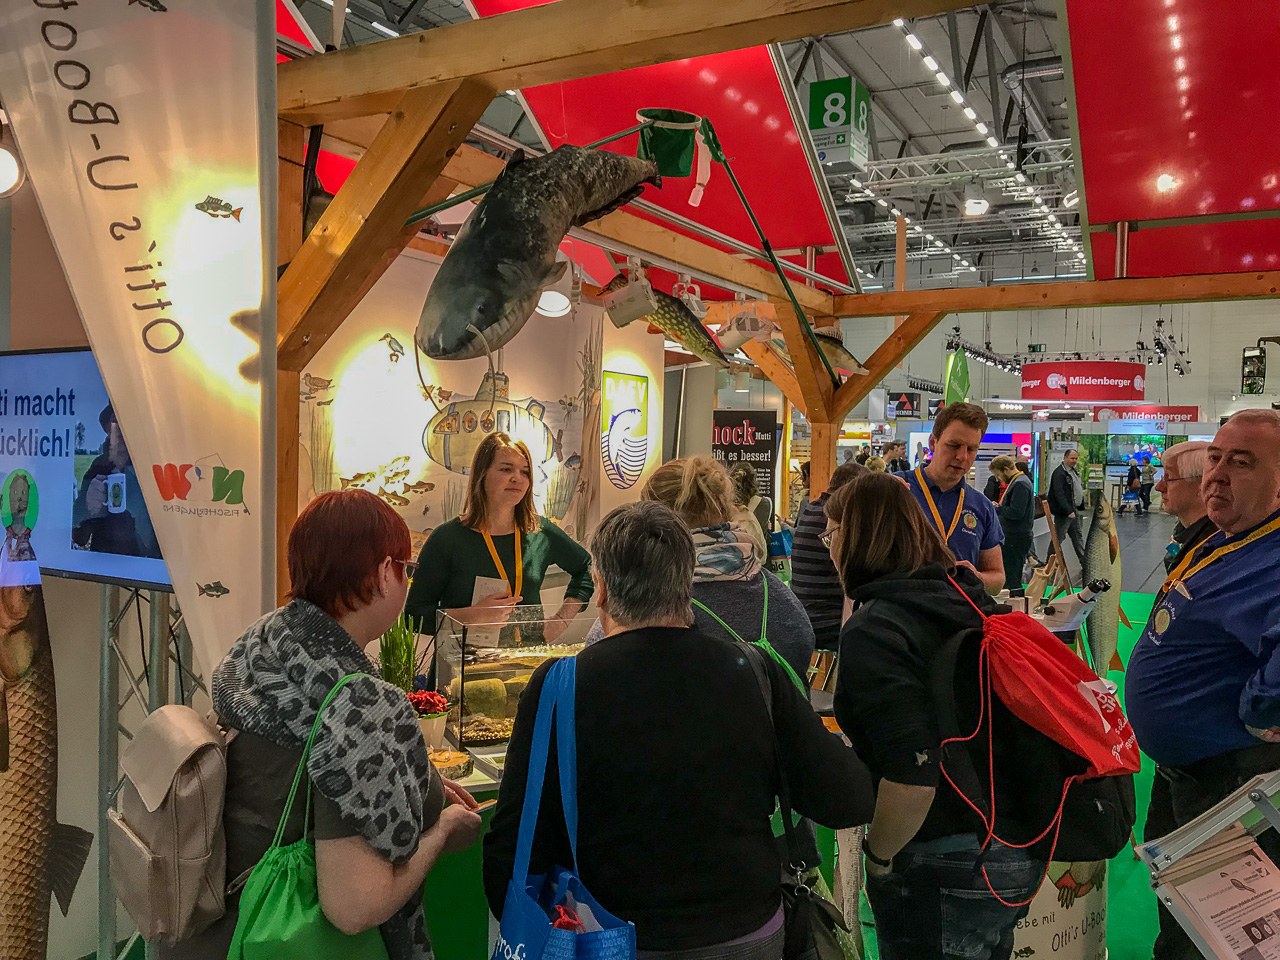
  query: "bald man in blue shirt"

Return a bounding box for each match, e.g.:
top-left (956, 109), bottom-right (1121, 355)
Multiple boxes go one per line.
top-left (1128, 409), bottom-right (1280, 960)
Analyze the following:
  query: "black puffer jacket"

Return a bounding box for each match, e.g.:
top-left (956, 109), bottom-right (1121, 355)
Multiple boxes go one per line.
top-left (835, 564), bottom-right (1037, 844)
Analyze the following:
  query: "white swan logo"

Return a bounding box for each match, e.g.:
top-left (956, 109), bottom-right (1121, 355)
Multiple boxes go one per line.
top-left (1134, 374), bottom-right (1145, 392)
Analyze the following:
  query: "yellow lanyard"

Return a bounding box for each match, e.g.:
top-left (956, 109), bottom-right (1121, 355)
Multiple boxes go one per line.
top-left (998, 471), bottom-right (1024, 505)
top-left (916, 466), bottom-right (965, 539)
top-left (481, 529), bottom-right (522, 598)
top-left (1158, 515), bottom-right (1280, 602)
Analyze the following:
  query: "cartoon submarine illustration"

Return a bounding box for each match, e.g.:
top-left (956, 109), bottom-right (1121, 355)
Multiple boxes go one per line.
top-left (423, 369), bottom-right (556, 474)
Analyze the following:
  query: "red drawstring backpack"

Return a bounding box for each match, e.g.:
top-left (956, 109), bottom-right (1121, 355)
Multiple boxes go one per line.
top-left (935, 577), bottom-right (1139, 906)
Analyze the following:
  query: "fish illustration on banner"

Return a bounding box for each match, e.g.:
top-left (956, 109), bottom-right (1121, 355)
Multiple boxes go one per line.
top-left (0, 0), bottom-right (276, 677)
top-left (601, 372), bottom-right (649, 490)
top-left (0, 562), bottom-right (94, 960)
top-left (415, 146), bottom-right (660, 360)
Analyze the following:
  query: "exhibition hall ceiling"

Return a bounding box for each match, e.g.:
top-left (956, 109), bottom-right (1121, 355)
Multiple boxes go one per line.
top-left (276, 0), bottom-right (1277, 290)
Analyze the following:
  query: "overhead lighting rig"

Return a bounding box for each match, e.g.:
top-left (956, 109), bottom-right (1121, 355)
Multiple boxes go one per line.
top-left (908, 376), bottom-right (945, 393)
top-left (1152, 320), bottom-right (1191, 377)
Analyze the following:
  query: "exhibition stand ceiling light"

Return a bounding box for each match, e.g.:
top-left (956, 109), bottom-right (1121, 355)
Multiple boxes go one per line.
top-left (0, 114), bottom-right (24, 199)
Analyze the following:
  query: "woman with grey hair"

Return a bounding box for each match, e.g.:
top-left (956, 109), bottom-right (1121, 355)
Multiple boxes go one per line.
top-left (483, 501), bottom-right (873, 956)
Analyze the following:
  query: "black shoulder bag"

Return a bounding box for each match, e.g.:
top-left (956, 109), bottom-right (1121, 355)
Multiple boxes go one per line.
top-left (742, 646), bottom-right (849, 960)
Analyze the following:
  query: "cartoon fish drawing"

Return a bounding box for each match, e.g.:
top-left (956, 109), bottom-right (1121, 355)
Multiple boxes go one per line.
top-left (316, 399), bottom-right (333, 406)
top-left (0, 583), bottom-right (95, 960)
top-left (197, 581), bottom-right (230, 599)
top-left (302, 373), bottom-right (333, 391)
top-left (385, 469), bottom-right (410, 484)
top-left (602, 274), bottom-right (730, 369)
top-left (340, 471), bottom-right (376, 489)
top-left (379, 334), bottom-right (406, 362)
top-left (379, 487), bottom-right (410, 507)
top-left (564, 454), bottom-right (582, 470)
top-left (194, 195), bottom-right (242, 221)
top-left (601, 408), bottom-right (647, 490)
top-left (403, 481), bottom-right (435, 494)
top-left (386, 456), bottom-right (410, 470)
top-left (415, 145), bottom-right (660, 360)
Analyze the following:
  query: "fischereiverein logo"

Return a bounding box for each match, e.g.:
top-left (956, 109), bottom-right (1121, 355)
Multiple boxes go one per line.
top-left (152, 453), bottom-right (248, 514)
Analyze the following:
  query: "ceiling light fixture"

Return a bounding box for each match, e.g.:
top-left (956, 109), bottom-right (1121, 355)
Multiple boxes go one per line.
top-left (923, 55), bottom-right (939, 70)
top-left (894, 17), bottom-right (905, 26)
top-left (985, 135), bottom-right (999, 147)
top-left (936, 72), bottom-right (951, 87)
top-left (963, 106), bottom-right (977, 120)
top-left (1156, 172), bottom-right (1178, 192)
top-left (950, 90), bottom-right (965, 104)
top-left (906, 33), bottom-right (923, 50)
top-left (890, 207), bottom-right (902, 217)
top-left (975, 122), bottom-right (989, 135)
top-left (0, 121), bottom-right (24, 199)
top-left (1063, 190), bottom-right (1079, 208)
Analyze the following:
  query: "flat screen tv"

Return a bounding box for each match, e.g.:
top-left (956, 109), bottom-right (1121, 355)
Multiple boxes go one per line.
top-left (1106, 433), bottom-right (1166, 466)
top-left (0, 347), bottom-right (170, 590)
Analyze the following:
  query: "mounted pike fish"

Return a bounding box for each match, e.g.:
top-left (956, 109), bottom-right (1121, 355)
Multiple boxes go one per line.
top-left (416, 145), bottom-right (661, 360)
top-left (770, 329), bottom-right (869, 377)
top-left (601, 274), bottom-right (730, 369)
top-left (1082, 491), bottom-right (1129, 676)
top-left (0, 583), bottom-right (94, 960)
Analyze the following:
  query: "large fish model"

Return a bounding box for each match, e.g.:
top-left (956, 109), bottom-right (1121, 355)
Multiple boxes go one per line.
top-left (600, 275), bottom-right (731, 369)
top-left (417, 146), bottom-right (661, 360)
top-left (0, 584), bottom-right (93, 960)
top-left (770, 328), bottom-right (869, 377)
top-left (1082, 492), bottom-right (1125, 676)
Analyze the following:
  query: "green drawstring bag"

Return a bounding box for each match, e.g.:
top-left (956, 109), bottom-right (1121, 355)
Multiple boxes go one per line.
top-left (227, 674), bottom-right (391, 960)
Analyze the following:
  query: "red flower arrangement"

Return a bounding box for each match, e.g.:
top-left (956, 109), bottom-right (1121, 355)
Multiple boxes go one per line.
top-left (407, 689), bottom-right (450, 718)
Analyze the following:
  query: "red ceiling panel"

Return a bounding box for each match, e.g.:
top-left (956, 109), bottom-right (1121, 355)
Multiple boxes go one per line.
top-left (1090, 220), bottom-right (1280, 280)
top-left (1067, 0), bottom-right (1280, 275)
top-left (469, 0), bottom-right (849, 292)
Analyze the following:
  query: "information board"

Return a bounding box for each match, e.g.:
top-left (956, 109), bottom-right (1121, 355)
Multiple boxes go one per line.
top-left (712, 410), bottom-right (779, 510)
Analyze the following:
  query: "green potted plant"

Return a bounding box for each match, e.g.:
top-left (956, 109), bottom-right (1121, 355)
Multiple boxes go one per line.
top-left (377, 614), bottom-right (447, 747)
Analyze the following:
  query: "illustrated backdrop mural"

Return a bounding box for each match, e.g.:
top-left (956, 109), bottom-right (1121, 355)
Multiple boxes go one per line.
top-left (300, 250), bottom-right (608, 560)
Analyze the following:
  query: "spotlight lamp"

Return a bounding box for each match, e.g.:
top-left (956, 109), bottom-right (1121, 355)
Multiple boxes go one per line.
top-left (0, 116), bottom-right (25, 200)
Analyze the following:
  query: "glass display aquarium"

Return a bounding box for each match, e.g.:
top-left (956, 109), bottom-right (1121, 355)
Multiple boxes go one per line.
top-left (433, 605), bottom-right (592, 748)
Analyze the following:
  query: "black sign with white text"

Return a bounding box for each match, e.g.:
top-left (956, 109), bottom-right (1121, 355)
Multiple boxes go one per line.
top-left (712, 409), bottom-right (779, 509)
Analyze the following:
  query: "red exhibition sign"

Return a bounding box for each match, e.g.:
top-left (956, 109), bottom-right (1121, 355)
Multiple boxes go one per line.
top-left (1021, 361), bottom-right (1146, 402)
top-left (1094, 405), bottom-right (1201, 423)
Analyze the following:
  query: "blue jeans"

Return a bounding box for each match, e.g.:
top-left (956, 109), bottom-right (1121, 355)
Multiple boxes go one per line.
top-left (865, 835), bottom-right (1045, 960)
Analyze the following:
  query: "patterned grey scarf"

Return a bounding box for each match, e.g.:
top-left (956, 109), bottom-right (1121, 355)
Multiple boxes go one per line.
top-left (212, 599), bottom-right (439, 960)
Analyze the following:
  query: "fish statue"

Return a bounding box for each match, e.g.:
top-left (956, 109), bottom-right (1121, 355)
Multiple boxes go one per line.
top-left (1082, 492), bottom-right (1126, 675)
top-left (197, 581), bottom-right (230, 599)
top-left (601, 408), bottom-right (647, 490)
top-left (0, 583), bottom-right (94, 960)
top-left (769, 329), bottom-right (869, 378)
top-left (601, 275), bottom-right (730, 369)
top-left (194, 195), bottom-right (242, 221)
top-left (416, 145), bottom-right (660, 360)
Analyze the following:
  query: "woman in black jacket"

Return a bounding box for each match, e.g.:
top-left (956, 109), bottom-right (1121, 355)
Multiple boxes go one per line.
top-left (484, 501), bottom-right (873, 956)
top-left (829, 473), bottom-right (1045, 960)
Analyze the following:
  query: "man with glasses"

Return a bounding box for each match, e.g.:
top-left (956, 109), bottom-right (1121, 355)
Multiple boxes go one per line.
top-left (1156, 440), bottom-right (1215, 573)
top-left (1128, 411), bottom-right (1280, 960)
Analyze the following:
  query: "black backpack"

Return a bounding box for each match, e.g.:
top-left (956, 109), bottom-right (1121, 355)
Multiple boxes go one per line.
top-left (929, 627), bottom-right (1136, 864)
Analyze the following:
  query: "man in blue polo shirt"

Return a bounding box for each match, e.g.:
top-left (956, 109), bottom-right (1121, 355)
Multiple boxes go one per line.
top-left (1128, 409), bottom-right (1280, 960)
top-left (897, 402), bottom-right (1004, 594)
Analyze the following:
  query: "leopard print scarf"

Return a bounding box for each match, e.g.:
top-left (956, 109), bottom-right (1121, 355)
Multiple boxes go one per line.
top-left (212, 599), bottom-right (439, 960)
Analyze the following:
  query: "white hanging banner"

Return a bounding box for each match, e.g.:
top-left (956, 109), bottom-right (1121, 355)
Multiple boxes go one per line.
top-left (0, 0), bottom-right (277, 675)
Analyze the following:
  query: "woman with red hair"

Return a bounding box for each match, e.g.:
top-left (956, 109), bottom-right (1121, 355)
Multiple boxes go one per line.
top-left (171, 490), bottom-right (481, 960)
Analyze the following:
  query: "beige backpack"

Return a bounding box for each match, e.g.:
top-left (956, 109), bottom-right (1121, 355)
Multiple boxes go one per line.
top-left (107, 705), bottom-right (231, 946)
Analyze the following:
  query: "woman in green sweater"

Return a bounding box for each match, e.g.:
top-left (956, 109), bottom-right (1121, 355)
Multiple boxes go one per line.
top-left (405, 432), bottom-right (593, 641)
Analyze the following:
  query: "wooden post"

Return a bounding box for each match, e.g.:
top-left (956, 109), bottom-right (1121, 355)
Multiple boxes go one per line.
top-left (894, 214), bottom-right (907, 369)
top-left (780, 402), bottom-right (793, 521)
top-left (277, 120), bottom-right (306, 604)
top-left (810, 421), bottom-right (838, 497)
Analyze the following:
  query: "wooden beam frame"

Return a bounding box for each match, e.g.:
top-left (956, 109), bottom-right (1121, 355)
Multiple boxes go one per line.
top-left (774, 302), bottom-right (835, 420)
top-left (831, 310), bottom-right (948, 420)
top-left (279, 0), bottom-right (976, 125)
top-left (833, 272), bottom-right (1280, 317)
top-left (741, 340), bottom-right (807, 417)
top-left (277, 78), bottom-right (494, 371)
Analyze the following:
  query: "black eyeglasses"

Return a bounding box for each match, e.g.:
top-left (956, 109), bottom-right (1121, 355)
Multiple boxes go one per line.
top-left (819, 530), bottom-right (836, 548)
top-left (393, 558), bottom-right (419, 578)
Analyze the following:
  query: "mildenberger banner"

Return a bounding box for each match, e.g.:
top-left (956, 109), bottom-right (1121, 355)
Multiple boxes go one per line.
top-left (1021, 361), bottom-right (1146, 403)
top-left (0, 0), bottom-right (277, 674)
top-left (1095, 405), bottom-right (1201, 424)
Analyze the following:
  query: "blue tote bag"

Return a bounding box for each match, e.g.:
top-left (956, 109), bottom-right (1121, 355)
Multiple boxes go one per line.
top-left (494, 656), bottom-right (636, 960)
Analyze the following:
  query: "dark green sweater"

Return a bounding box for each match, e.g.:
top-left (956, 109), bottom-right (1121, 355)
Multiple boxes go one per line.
top-left (404, 517), bottom-right (593, 631)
